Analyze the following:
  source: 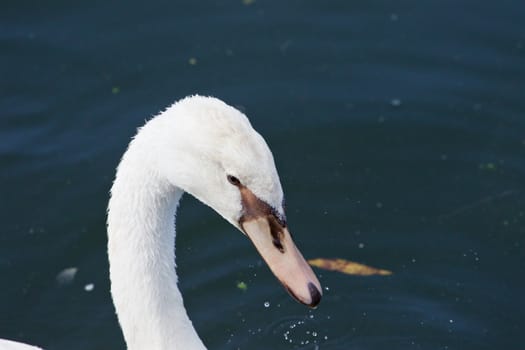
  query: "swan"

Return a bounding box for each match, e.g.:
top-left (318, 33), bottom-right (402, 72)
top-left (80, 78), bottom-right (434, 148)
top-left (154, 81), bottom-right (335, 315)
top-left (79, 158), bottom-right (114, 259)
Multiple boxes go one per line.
top-left (0, 340), bottom-right (41, 350)
top-left (108, 95), bottom-right (322, 349)
top-left (1, 95), bottom-right (321, 350)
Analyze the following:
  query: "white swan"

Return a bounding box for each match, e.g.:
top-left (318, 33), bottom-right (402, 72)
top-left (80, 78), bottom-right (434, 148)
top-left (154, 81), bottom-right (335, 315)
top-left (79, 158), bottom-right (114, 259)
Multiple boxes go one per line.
top-left (108, 95), bottom-right (321, 349)
top-left (1, 95), bottom-right (321, 350)
top-left (0, 340), bottom-right (41, 350)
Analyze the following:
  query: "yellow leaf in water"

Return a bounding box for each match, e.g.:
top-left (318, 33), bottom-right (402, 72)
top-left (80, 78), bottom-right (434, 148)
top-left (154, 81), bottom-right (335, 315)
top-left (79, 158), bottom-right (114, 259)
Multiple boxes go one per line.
top-left (308, 258), bottom-right (392, 276)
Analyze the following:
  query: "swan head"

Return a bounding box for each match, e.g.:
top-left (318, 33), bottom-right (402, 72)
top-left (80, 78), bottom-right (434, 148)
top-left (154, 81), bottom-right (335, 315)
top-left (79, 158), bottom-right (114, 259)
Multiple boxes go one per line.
top-left (150, 95), bottom-right (322, 307)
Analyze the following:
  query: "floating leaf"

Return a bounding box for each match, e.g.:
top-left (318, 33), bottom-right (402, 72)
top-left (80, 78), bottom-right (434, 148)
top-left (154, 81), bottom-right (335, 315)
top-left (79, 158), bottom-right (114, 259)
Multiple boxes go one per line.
top-left (308, 258), bottom-right (392, 276)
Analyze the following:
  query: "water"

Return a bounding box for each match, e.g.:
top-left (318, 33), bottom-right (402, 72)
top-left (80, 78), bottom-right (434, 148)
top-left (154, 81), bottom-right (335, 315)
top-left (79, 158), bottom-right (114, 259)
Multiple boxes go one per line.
top-left (1, 1), bottom-right (524, 349)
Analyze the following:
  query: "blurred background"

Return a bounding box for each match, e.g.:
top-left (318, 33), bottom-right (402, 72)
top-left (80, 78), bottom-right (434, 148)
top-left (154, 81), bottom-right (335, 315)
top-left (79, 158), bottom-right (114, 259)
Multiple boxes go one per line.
top-left (1, 1), bottom-right (524, 349)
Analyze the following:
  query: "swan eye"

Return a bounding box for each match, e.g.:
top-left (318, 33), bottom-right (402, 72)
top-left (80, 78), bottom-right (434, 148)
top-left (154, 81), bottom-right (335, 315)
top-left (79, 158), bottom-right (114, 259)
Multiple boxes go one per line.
top-left (227, 175), bottom-right (241, 186)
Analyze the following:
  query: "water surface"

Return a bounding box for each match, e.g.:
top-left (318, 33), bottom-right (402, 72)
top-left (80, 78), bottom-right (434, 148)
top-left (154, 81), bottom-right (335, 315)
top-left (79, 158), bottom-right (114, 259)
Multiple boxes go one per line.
top-left (1, 1), bottom-right (524, 349)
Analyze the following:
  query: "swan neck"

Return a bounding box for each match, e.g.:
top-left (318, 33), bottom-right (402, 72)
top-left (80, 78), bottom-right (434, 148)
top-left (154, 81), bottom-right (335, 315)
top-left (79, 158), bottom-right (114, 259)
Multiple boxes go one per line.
top-left (107, 145), bottom-right (206, 350)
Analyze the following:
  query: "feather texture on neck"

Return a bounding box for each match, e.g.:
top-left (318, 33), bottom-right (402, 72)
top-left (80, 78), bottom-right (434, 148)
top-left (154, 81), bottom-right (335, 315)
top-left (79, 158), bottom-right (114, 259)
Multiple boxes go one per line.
top-left (107, 130), bottom-right (206, 350)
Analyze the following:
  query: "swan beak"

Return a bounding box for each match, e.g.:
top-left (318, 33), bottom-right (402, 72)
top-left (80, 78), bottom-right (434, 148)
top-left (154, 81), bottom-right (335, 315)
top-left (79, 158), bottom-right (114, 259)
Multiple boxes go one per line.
top-left (241, 218), bottom-right (322, 307)
top-left (238, 189), bottom-right (322, 307)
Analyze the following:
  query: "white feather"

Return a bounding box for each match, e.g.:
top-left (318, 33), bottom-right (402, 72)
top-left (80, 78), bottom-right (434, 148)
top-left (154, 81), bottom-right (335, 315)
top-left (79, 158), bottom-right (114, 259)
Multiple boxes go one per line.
top-left (0, 339), bottom-right (41, 350)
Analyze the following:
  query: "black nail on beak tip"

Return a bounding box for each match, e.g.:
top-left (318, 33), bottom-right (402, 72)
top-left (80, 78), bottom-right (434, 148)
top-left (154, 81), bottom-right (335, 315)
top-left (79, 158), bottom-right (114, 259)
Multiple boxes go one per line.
top-left (307, 282), bottom-right (322, 308)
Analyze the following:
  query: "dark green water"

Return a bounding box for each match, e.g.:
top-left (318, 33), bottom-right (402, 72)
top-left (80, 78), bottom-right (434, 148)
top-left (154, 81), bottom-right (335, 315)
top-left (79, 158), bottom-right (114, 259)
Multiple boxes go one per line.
top-left (1, 1), bottom-right (524, 349)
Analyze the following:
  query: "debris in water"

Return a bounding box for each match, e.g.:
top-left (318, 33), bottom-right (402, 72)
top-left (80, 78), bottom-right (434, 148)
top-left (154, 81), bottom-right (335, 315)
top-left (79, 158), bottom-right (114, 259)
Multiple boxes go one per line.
top-left (84, 283), bottom-right (95, 292)
top-left (56, 267), bottom-right (78, 285)
top-left (390, 98), bottom-right (402, 107)
top-left (479, 162), bottom-right (497, 171)
top-left (236, 281), bottom-right (248, 291)
top-left (308, 258), bottom-right (392, 276)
